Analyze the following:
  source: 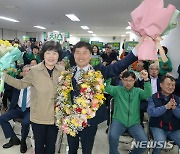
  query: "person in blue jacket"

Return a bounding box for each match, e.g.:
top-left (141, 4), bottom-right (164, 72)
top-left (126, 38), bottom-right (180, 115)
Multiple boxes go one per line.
top-left (147, 75), bottom-right (180, 154)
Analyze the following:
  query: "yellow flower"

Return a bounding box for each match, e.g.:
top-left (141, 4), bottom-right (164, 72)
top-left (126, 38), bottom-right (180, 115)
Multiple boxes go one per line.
top-left (74, 122), bottom-right (79, 127)
top-left (76, 97), bottom-right (86, 105)
top-left (72, 104), bottom-right (77, 109)
top-left (4, 40), bottom-right (12, 47)
top-left (70, 131), bottom-right (76, 137)
top-left (65, 107), bottom-right (71, 114)
top-left (65, 119), bottom-right (70, 123)
top-left (88, 71), bottom-right (94, 76)
top-left (100, 84), bottom-right (104, 89)
top-left (95, 94), bottom-right (105, 100)
top-left (82, 109), bottom-right (87, 114)
top-left (87, 115), bottom-right (91, 119)
top-left (71, 119), bottom-right (76, 124)
top-left (81, 83), bottom-right (88, 88)
top-left (55, 107), bottom-right (59, 113)
top-left (82, 102), bottom-right (87, 107)
top-left (13, 43), bottom-right (18, 47)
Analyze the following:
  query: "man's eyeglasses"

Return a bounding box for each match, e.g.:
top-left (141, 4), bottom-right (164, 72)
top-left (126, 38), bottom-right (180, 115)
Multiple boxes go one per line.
top-left (150, 68), bottom-right (159, 71)
top-left (122, 79), bottom-right (135, 83)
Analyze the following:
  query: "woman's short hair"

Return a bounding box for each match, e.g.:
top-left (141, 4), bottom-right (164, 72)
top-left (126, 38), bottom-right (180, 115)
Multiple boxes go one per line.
top-left (40, 41), bottom-right (62, 61)
top-left (73, 41), bottom-right (93, 53)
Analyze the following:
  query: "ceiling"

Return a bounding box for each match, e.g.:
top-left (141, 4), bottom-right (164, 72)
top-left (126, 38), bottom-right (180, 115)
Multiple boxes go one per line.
top-left (0, 0), bottom-right (180, 37)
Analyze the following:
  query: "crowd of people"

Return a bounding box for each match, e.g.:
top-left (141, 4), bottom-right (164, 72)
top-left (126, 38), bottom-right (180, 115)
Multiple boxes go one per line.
top-left (0, 37), bottom-right (179, 154)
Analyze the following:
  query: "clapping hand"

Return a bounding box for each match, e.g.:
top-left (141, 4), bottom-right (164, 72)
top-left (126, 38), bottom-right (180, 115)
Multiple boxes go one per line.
top-left (165, 98), bottom-right (177, 110)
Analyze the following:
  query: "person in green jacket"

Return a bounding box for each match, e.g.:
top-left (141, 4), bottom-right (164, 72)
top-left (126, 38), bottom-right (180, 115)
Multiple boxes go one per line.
top-left (158, 46), bottom-right (172, 76)
top-left (105, 70), bottom-right (152, 154)
top-left (25, 46), bottom-right (41, 64)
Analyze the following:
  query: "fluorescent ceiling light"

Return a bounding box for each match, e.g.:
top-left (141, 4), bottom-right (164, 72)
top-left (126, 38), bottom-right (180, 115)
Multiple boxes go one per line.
top-left (0, 16), bottom-right (19, 22)
top-left (126, 26), bottom-right (131, 29)
top-left (80, 26), bottom-right (89, 30)
top-left (65, 14), bottom-right (80, 21)
top-left (53, 31), bottom-right (59, 33)
top-left (126, 31), bottom-right (131, 34)
top-left (92, 34), bottom-right (96, 36)
top-left (33, 26), bottom-right (46, 30)
top-left (121, 35), bottom-right (125, 37)
top-left (88, 31), bottom-right (93, 33)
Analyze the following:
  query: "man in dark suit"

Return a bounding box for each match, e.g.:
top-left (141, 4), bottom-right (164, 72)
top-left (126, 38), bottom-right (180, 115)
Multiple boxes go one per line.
top-left (66, 41), bottom-right (142, 154)
top-left (0, 65), bottom-right (31, 153)
top-left (137, 63), bottom-right (161, 126)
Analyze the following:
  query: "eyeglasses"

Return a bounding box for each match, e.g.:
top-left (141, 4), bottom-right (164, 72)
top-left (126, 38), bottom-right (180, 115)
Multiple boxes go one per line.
top-left (122, 79), bottom-right (135, 83)
top-left (149, 68), bottom-right (159, 71)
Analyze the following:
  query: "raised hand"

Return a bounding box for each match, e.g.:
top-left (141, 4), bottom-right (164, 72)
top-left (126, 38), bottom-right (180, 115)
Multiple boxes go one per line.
top-left (140, 70), bottom-right (149, 81)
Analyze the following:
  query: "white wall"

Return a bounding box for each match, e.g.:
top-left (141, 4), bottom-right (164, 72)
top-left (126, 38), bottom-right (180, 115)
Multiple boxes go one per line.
top-left (26, 32), bottom-right (37, 38)
top-left (36, 32), bottom-right (44, 42)
top-left (0, 29), bottom-right (38, 43)
top-left (2, 29), bottom-right (17, 40)
top-left (129, 32), bottom-right (139, 41)
top-left (161, 21), bottom-right (180, 77)
top-left (17, 31), bottom-right (26, 43)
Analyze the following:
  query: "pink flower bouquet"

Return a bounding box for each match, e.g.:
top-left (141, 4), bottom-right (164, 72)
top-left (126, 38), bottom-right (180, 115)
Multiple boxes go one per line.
top-left (130, 0), bottom-right (179, 60)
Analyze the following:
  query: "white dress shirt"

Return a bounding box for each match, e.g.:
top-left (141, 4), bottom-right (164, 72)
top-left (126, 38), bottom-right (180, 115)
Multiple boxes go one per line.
top-left (150, 76), bottom-right (158, 94)
top-left (74, 65), bottom-right (91, 81)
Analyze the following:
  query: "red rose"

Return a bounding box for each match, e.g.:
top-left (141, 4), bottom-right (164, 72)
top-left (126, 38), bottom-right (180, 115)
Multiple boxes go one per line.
top-left (75, 108), bottom-right (82, 113)
top-left (82, 121), bottom-right (87, 127)
top-left (80, 88), bottom-right (87, 93)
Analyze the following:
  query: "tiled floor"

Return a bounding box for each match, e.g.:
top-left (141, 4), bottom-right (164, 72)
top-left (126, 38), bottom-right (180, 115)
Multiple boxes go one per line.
top-left (0, 120), bottom-right (179, 154)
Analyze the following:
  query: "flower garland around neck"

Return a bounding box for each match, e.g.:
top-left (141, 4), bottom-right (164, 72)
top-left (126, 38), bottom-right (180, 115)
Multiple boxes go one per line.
top-left (55, 68), bottom-right (105, 137)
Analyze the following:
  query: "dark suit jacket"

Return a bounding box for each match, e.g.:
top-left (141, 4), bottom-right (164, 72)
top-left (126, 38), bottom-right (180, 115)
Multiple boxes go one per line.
top-left (9, 88), bottom-right (20, 111)
top-left (71, 51), bottom-right (137, 126)
top-left (136, 76), bottom-right (161, 92)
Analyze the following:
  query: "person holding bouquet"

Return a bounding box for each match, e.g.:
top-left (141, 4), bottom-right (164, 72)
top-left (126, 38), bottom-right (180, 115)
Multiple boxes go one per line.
top-left (56, 40), bottom-right (143, 154)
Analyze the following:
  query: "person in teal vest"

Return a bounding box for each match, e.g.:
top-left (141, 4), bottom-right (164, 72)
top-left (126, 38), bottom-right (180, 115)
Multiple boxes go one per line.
top-left (105, 70), bottom-right (152, 154)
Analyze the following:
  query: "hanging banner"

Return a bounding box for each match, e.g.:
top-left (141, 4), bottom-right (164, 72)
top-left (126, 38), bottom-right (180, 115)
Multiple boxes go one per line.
top-left (47, 32), bottom-right (63, 42)
top-left (107, 42), bottom-right (121, 50)
top-left (22, 36), bottom-right (30, 41)
top-left (80, 38), bottom-right (90, 43)
top-left (64, 32), bottom-right (70, 38)
top-left (43, 32), bottom-right (47, 40)
top-left (91, 41), bottom-right (103, 50)
top-left (125, 41), bottom-right (138, 52)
